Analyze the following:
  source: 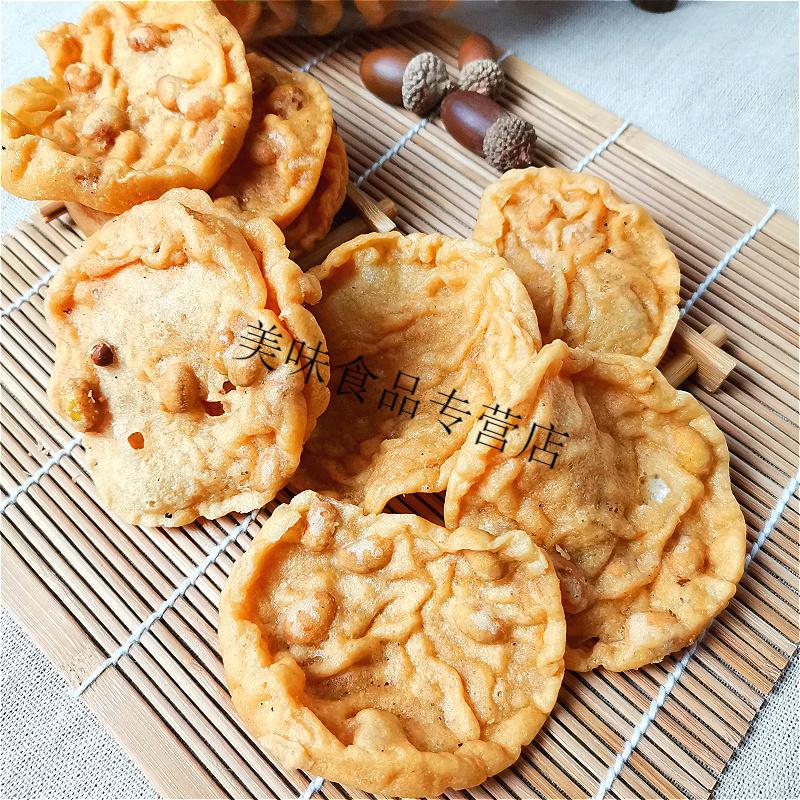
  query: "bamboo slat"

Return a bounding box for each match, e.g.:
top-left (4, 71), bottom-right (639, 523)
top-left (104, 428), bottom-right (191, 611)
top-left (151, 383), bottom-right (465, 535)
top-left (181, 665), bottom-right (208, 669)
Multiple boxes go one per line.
top-left (1, 16), bottom-right (798, 800)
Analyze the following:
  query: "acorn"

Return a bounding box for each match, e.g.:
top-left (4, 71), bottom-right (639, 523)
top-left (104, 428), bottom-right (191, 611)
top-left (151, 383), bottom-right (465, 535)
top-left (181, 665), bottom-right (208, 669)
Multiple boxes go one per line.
top-left (440, 90), bottom-right (537, 172)
top-left (458, 33), bottom-right (496, 68)
top-left (360, 47), bottom-right (453, 115)
top-left (457, 32), bottom-right (505, 99)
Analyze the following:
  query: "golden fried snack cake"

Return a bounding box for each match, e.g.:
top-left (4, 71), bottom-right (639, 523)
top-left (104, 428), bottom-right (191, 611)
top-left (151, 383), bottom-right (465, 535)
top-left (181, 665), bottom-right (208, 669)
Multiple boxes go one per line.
top-left (45, 189), bottom-right (328, 527)
top-left (283, 131), bottom-right (348, 259)
top-left (219, 490), bottom-right (565, 796)
top-left (293, 231), bottom-right (542, 512)
top-left (305, 0), bottom-right (344, 35)
top-left (354, 0), bottom-right (395, 27)
top-left (214, 0), bottom-right (264, 38)
top-left (249, 0), bottom-right (297, 36)
top-left (474, 167), bottom-right (680, 363)
top-left (444, 340), bottom-right (745, 671)
top-left (63, 131), bottom-right (348, 248)
top-left (212, 52), bottom-right (334, 227)
top-left (1, 2), bottom-right (252, 214)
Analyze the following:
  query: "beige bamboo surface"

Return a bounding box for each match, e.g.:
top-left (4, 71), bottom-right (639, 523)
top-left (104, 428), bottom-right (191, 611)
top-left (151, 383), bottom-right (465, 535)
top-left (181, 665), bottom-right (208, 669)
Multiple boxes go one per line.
top-left (1, 17), bottom-right (798, 800)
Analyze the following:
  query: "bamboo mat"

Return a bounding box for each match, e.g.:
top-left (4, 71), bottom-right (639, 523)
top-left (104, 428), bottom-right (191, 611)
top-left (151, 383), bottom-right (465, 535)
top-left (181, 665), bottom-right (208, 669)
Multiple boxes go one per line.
top-left (2, 17), bottom-right (798, 800)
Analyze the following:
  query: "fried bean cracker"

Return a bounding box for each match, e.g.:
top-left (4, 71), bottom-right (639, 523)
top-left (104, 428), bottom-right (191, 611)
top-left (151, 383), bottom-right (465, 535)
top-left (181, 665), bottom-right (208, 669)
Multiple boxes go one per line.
top-left (474, 167), bottom-right (680, 363)
top-left (2, 2), bottom-right (252, 214)
top-left (46, 189), bottom-right (328, 527)
top-left (293, 231), bottom-right (542, 512)
top-left (64, 132), bottom-right (348, 249)
top-left (214, 0), bottom-right (264, 38)
top-left (212, 52), bottom-right (333, 227)
top-left (444, 340), bottom-right (745, 671)
top-left (305, 0), bottom-right (344, 35)
top-left (283, 131), bottom-right (348, 259)
top-left (219, 490), bottom-right (565, 796)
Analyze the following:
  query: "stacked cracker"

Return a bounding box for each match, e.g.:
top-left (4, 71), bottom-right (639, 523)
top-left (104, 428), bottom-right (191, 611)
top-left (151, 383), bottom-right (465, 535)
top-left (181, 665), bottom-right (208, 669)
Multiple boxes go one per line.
top-left (1, 4), bottom-right (745, 797)
top-left (1, 1), bottom-right (348, 261)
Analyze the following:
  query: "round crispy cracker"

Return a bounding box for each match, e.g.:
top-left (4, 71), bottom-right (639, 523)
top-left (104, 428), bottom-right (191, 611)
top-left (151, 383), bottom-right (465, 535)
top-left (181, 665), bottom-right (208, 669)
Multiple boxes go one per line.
top-left (214, 0), bottom-right (264, 38)
top-left (64, 131), bottom-right (347, 252)
top-left (212, 52), bottom-right (333, 227)
top-left (46, 189), bottom-right (329, 527)
top-left (293, 231), bottom-right (542, 512)
top-left (474, 167), bottom-right (680, 364)
top-left (219, 490), bottom-right (565, 797)
top-left (283, 131), bottom-right (348, 259)
top-left (444, 340), bottom-right (746, 671)
top-left (1, 2), bottom-right (252, 214)
top-left (354, 0), bottom-right (395, 27)
top-left (305, 0), bottom-right (344, 35)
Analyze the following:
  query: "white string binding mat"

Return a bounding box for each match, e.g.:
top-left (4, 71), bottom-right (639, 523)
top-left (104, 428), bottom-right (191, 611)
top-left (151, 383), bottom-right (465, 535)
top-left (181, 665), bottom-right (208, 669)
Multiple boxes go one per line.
top-left (0, 437), bottom-right (81, 513)
top-left (574, 120), bottom-right (631, 173)
top-left (300, 34), bottom-right (352, 73)
top-left (592, 470), bottom-right (800, 800)
top-left (680, 204), bottom-right (777, 317)
top-left (1, 265), bottom-right (59, 317)
top-left (356, 115), bottom-right (433, 187)
top-left (297, 775), bottom-right (324, 800)
top-left (72, 507), bottom-right (261, 698)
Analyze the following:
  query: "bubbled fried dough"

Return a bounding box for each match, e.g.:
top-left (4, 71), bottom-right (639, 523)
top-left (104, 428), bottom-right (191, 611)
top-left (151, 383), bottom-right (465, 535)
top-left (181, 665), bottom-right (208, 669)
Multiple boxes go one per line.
top-left (1, 2), bottom-right (252, 214)
top-left (45, 189), bottom-right (329, 527)
top-left (219, 490), bottom-right (565, 797)
top-left (283, 131), bottom-right (348, 259)
top-left (444, 340), bottom-right (746, 671)
top-left (293, 231), bottom-right (542, 512)
top-left (474, 167), bottom-right (680, 363)
top-left (212, 52), bottom-right (334, 227)
top-left (63, 131), bottom-right (349, 251)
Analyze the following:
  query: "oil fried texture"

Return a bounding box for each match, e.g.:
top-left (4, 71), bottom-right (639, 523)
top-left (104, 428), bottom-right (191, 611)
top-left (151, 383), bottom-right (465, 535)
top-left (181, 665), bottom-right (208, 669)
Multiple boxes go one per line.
top-left (283, 131), bottom-right (348, 259)
top-left (45, 189), bottom-right (328, 527)
top-left (444, 340), bottom-right (745, 671)
top-left (66, 131), bottom-right (348, 254)
top-left (293, 231), bottom-right (542, 512)
top-left (474, 167), bottom-right (680, 364)
top-left (219, 490), bottom-right (565, 796)
top-left (212, 52), bottom-right (333, 227)
top-left (1, 2), bottom-right (252, 214)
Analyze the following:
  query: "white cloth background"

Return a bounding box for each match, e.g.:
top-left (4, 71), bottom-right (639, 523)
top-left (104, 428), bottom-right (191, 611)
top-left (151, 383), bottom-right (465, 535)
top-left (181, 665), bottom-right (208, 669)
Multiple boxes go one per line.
top-left (1, 1), bottom-right (797, 798)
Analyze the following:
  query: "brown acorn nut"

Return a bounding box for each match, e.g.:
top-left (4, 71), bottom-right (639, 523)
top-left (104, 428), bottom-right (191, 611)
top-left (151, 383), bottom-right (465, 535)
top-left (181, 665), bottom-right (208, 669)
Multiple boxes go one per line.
top-left (440, 90), bottom-right (537, 172)
top-left (458, 32), bottom-right (496, 67)
top-left (458, 59), bottom-right (505, 99)
top-left (457, 33), bottom-right (505, 99)
top-left (360, 47), bottom-right (453, 115)
top-left (360, 47), bottom-right (410, 106)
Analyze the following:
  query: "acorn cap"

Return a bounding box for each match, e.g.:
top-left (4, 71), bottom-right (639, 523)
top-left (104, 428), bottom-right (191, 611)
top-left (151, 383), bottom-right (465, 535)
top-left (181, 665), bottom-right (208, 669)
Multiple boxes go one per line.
top-left (458, 58), bottom-right (505, 99)
top-left (483, 114), bottom-right (537, 171)
top-left (402, 52), bottom-right (454, 116)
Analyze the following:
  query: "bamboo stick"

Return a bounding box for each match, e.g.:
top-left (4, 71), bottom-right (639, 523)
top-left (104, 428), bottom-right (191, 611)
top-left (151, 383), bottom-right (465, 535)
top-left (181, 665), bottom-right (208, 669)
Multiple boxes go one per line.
top-left (35, 200), bottom-right (66, 223)
top-left (297, 196), bottom-right (396, 268)
top-left (661, 321), bottom-right (734, 390)
top-left (345, 181), bottom-right (398, 234)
